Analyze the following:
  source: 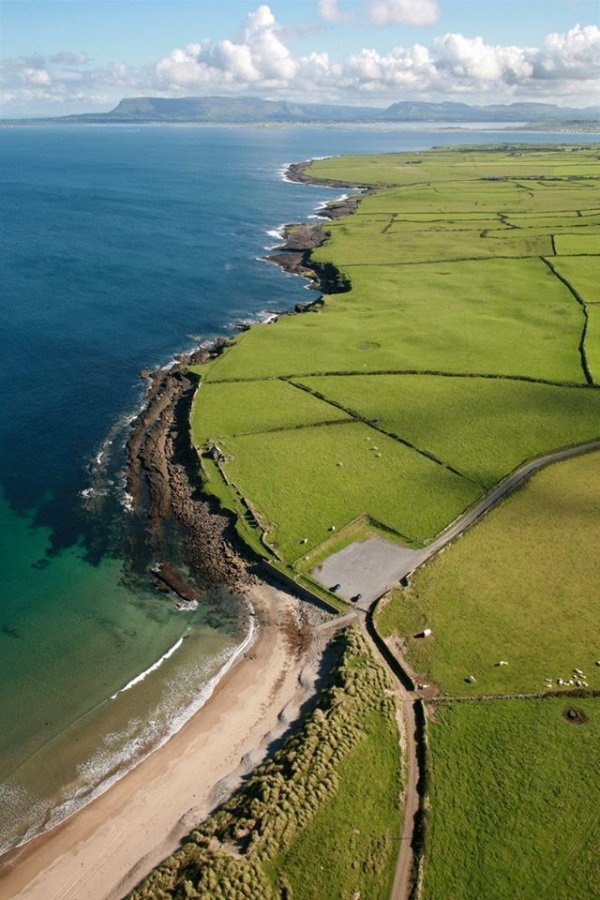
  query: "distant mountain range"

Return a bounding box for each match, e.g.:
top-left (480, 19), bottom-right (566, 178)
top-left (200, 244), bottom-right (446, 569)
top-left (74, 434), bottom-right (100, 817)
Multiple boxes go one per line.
top-left (5, 96), bottom-right (600, 126)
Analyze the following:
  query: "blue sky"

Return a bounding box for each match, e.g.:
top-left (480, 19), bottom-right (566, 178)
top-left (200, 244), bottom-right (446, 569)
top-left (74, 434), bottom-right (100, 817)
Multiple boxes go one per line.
top-left (1, 1), bottom-right (599, 115)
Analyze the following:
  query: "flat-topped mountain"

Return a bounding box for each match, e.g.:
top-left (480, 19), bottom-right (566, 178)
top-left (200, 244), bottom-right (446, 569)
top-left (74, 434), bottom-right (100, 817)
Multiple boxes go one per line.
top-left (4, 96), bottom-right (600, 125)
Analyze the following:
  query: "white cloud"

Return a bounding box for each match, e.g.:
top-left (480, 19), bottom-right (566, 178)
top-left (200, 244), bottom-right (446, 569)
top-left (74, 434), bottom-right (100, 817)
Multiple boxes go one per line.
top-left (2, 8), bottom-right (600, 114)
top-left (317, 0), bottom-right (350, 22)
top-left (435, 33), bottom-right (535, 86)
top-left (367, 0), bottom-right (440, 27)
top-left (344, 43), bottom-right (437, 92)
top-left (156, 4), bottom-right (297, 90)
top-left (152, 12), bottom-right (598, 101)
top-left (49, 51), bottom-right (90, 66)
top-left (538, 23), bottom-right (600, 80)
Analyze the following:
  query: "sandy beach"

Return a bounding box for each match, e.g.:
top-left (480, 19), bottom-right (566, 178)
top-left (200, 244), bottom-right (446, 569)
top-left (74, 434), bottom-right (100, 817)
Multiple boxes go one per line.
top-left (0, 580), bottom-right (332, 900)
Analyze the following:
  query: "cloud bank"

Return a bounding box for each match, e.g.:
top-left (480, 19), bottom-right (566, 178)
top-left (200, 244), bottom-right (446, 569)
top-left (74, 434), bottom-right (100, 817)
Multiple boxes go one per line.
top-left (2, 5), bottom-right (599, 113)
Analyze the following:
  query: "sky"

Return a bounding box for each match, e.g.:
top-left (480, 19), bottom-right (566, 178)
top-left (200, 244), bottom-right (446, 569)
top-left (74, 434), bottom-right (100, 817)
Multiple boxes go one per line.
top-left (1, 0), bottom-right (599, 116)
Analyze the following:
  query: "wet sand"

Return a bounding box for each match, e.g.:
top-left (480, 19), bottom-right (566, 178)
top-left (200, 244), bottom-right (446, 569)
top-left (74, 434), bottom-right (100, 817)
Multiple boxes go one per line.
top-left (0, 581), bottom-right (331, 900)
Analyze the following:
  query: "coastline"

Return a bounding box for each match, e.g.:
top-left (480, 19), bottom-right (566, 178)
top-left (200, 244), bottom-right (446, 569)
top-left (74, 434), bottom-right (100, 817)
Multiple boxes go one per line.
top-left (0, 156), bottom-right (356, 896)
top-left (0, 580), bottom-right (333, 900)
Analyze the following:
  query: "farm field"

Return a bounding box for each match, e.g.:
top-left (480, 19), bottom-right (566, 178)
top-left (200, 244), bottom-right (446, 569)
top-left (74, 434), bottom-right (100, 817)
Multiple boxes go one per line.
top-left (217, 421), bottom-right (479, 559)
top-left (192, 145), bottom-right (600, 572)
top-left (376, 451), bottom-right (600, 696)
top-left (295, 374), bottom-right (600, 487)
top-left (191, 379), bottom-right (350, 446)
top-left (423, 698), bottom-right (600, 900)
top-left (202, 257), bottom-right (585, 383)
top-left (586, 307), bottom-right (600, 383)
top-left (308, 146), bottom-right (600, 187)
top-left (553, 232), bottom-right (600, 255)
top-left (550, 255), bottom-right (600, 301)
top-left (130, 628), bottom-right (402, 900)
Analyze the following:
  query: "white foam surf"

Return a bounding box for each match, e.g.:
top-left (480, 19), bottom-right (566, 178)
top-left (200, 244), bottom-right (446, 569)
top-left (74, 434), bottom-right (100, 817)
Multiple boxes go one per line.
top-left (110, 635), bottom-right (185, 699)
top-left (3, 604), bottom-right (257, 857)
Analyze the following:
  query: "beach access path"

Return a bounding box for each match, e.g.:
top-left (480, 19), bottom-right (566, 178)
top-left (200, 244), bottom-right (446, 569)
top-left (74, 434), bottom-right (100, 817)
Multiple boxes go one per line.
top-left (0, 582), bottom-right (333, 900)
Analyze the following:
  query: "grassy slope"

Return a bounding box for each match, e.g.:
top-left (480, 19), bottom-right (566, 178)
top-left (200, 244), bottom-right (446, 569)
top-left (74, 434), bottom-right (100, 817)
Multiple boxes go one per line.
top-left (296, 374), bottom-right (600, 486)
top-left (554, 233), bottom-right (600, 255)
top-left (425, 699), bottom-right (600, 900)
top-left (192, 146), bottom-right (599, 569)
top-left (586, 306), bottom-right (600, 383)
top-left (219, 421), bottom-right (479, 557)
top-left (376, 451), bottom-right (600, 696)
top-left (269, 706), bottom-right (400, 900)
top-left (129, 627), bottom-right (402, 900)
top-left (191, 379), bottom-right (350, 445)
top-left (551, 255), bottom-right (600, 302)
top-left (204, 257), bottom-right (585, 383)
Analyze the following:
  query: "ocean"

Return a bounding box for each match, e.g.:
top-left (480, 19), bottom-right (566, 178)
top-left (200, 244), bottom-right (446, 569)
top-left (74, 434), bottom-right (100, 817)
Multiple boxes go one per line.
top-left (1, 123), bottom-right (598, 854)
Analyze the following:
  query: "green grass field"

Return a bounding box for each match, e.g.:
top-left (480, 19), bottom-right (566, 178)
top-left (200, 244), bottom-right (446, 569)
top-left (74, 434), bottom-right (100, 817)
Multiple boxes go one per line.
top-left (311, 219), bottom-right (554, 264)
top-left (219, 421), bottom-right (480, 558)
top-left (295, 374), bottom-right (600, 486)
top-left (550, 255), bottom-right (600, 302)
top-left (424, 698), bottom-right (600, 900)
top-left (191, 379), bottom-right (350, 446)
top-left (554, 233), bottom-right (600, 255)
top-left (376, 451), bottom-right (600, 696)
top-left (192, 145), bottom-right (600, 568)
top-left (130, 627), bottom-right (402, 900)
top-left (586, 306), bottom-right (600, 383)
top-left (203, 257), bottom-right (585, 383)
top-left (308, 147), bottom-right (600, 188)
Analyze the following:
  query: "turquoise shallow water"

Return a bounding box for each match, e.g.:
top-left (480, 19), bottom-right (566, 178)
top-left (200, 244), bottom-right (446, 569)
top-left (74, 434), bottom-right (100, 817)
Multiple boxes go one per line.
top-left (1, 124), bottom-right (598, 853)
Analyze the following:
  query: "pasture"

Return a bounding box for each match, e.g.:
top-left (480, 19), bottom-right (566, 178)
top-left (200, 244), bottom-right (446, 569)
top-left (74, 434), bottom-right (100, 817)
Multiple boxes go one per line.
top-left (586, 307), bottom-right (600, 383)
top-left (295, 374), bottom-right (600, 487)
top-left (550, 255), bottom-right (600, 301)
top-left (424, 698), bottom-right (600, 900)
top-left (376, 451), bottom-right (600, 696)
top-left (190, 379), bottom-right (350, 447)
top-left (217, 421), bottom-right (479, 559)
top-left (192, 144), bottom-right (600, 573)
top-left (202, 257), bottom-right (586, 384)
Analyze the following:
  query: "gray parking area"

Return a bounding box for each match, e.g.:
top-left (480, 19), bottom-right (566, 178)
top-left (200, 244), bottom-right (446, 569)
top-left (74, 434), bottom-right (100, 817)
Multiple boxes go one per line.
top-left (312, 536), bottom-right (425, 610)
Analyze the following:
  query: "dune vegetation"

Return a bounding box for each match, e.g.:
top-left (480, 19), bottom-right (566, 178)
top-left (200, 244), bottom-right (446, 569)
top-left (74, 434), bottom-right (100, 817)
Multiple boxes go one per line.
top-left (129, 627), bottom-right (402, 900)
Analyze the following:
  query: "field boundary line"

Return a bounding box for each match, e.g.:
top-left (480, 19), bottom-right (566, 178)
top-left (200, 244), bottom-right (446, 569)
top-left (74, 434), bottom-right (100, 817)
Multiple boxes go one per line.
top-left (288, 379), bottom-right (480, 485)
top-left (208, 370), bottom-right (597, 388)
top-left (428, 689), bottom-right (600, 704)
top-left (540, 256), bottom-right (594, 385)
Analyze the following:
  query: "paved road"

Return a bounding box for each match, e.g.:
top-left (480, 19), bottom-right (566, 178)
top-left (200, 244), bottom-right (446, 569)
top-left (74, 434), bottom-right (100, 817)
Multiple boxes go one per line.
top-left (344, 438), bottom-right (600, 612)
top-left (363, 437), bottom-right (600, 899)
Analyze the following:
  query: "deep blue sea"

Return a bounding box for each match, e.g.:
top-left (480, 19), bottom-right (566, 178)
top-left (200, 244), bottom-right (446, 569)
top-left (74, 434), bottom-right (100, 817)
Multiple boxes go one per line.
top-left (1, 123), bottom-right (598, 853)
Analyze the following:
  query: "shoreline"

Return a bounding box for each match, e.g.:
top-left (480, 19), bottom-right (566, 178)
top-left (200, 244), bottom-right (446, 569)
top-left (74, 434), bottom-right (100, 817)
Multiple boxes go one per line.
top-left (0, 156), bottom-right (355, 896)
top-left (0, 580), bottom-right (334, 899)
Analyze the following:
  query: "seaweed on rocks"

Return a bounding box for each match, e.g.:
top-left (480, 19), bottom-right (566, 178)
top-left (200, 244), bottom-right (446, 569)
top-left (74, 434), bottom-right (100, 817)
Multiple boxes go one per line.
top-left (125, 343), bottom-right (250, 603)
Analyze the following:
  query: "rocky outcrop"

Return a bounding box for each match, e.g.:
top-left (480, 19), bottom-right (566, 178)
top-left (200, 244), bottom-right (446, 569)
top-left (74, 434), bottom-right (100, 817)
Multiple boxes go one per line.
top-left (126, 344), bottom-right (250, 600)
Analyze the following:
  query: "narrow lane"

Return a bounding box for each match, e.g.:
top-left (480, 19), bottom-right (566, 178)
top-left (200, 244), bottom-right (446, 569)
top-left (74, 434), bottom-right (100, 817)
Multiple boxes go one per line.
top-left (348, 436), bottom-right (600, 611)
top-left (362, 439), bottom-right (600, 899)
